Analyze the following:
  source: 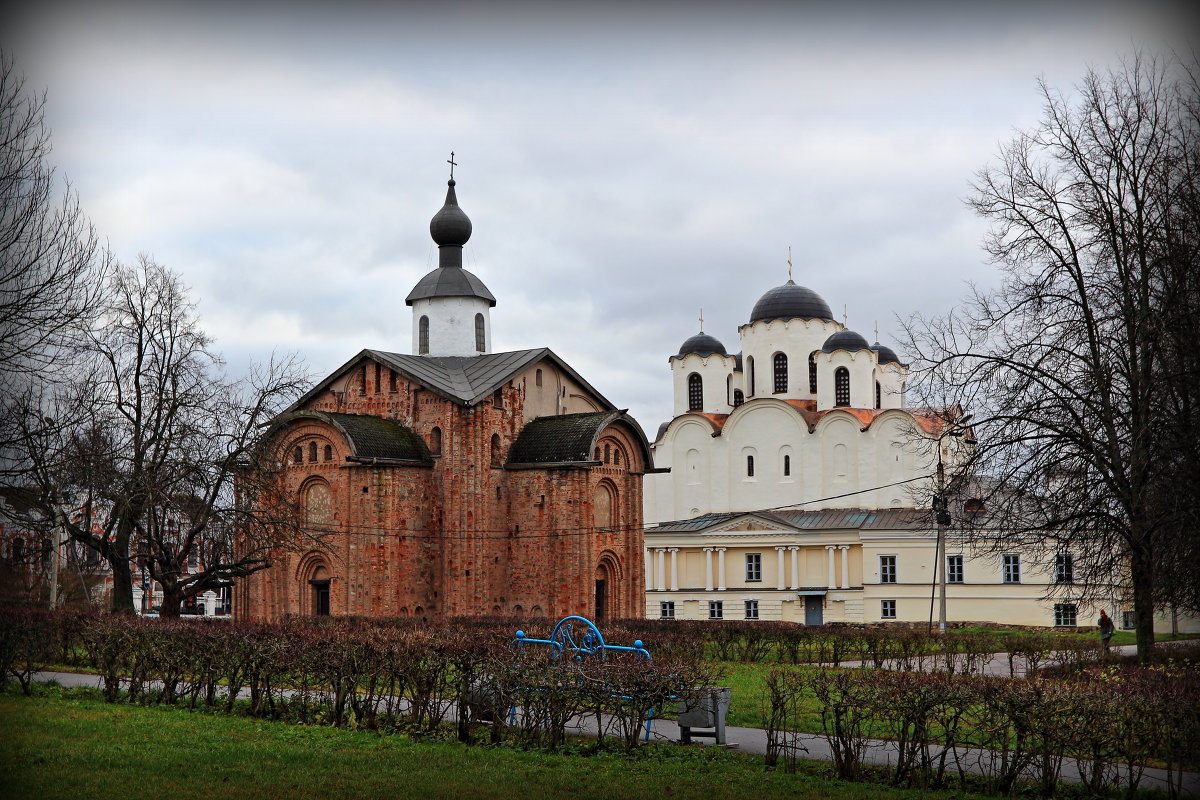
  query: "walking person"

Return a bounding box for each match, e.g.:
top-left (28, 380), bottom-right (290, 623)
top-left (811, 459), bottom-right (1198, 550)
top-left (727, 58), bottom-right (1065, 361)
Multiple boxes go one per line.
top-left (1098, 609), bottom-right (1115, 651)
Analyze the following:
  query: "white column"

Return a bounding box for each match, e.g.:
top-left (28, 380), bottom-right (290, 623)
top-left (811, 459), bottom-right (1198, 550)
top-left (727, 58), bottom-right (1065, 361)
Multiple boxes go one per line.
top-left (826, 546), bottom-right (836, 589)
top-left (655, 548), bottom-right (666, 592)
top-left (645, 549), bottom-right (654, 590)
top-left (839, 545), bottom-right (850, 589)
top-left (789, 546), bottom-right (800, 590)
top-left (704, 547), bottom-right (714, 591)
top-left (668, 548), bottom-right (679, 591)
top-left (717, 547), bottom-right (727, 591)
top-left (775, 546), bottom-right (787, 590)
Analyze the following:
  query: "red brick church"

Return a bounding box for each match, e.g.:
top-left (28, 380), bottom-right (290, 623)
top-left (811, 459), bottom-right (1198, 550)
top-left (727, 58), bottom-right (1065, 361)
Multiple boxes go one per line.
top-left (237, 171), bottom-right (650, 621)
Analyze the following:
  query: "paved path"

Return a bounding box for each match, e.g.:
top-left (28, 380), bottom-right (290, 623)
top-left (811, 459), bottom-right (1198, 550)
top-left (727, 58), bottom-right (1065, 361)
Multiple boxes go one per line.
top-left (32, 668), bottom-right (1198, 795)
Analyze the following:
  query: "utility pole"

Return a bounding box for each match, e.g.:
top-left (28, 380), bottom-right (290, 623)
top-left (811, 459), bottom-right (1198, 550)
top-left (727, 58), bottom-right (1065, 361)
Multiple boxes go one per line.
top-left (49, 494), bottom-right (67, 610)
top-left (936, 458), bottom-right (948, 635)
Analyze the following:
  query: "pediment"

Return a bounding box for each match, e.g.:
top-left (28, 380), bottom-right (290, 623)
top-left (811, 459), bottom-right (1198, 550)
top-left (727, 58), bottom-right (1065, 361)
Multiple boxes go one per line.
top-left (707, 514), bottom-right (795, 534)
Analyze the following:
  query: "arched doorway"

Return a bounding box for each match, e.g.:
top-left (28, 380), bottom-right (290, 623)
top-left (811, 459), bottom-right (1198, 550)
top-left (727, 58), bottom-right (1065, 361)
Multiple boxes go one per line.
top-left (309, 564), bottom-right (330, 616)
top-left (594, 562), bottom-right (609, 621)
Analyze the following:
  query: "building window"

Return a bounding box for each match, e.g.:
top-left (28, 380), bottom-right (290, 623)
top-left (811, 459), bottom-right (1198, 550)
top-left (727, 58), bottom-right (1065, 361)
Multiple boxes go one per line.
top-left (324, 444), bottom-right (333, 461)
top-left (474, 313), bottom-right (485, 352)
top-left (745, 553), bottom-right (762, 582)
top-left (708, 600), bottom-right (724, 620)
top-left (875, 381), bottom-right (881, 409)
top-left (687, 373), bottom-right (703, 411)
top-left (536, 368), bottom-right (543, 387)
top-left (746, 455), bottom-right (755, 477)
top-left (11, 538), bottom-right (26, 563)
top-left (429, 426), bottom-right (442, 456)
top-left (745, 600), bottom-right (759, 619)
top-left (808, 353), bottom-right (817, 393)
top-left (1055, 552), bottom-right (1074, 584)
top-left (881, 599), bottom-right (896, 619)
top-left (880, 555), bottom-right (897, 584)
top-left (419, 316), bottom-right (430, 355)
top-left (773, 352), bottom-right (788, 393)
top-left (964, 498), bottom-right (986, 514)
top-left (782, 454), bottom-right (791, 477)
top-left (835, 367), bottom-right (850, 407)
top-left (293, 446), bottom-right (303, 464)
top-left (747, 356), bottom-right (755, 396)
top-left (1054, 603), bottom-right (1077, 627)
top-left (660, 601), bottom-right (675, 619)
top-left (374, 362), bottom-right (382, 393)
top-left (1002, 553), bottom-right (1021, 584)
top-left (733, 389), bottom-right (744, 407)
top-left (490, 434), bottom-right (503, 467)
top-left (946, 554), bottom-right (964, 584)
top-left (389, 369), bottom-right (398, 392)
top-left (309, 441), bottom-right (317, 462)
top-left (1121, 610), bottom-right (1136, 629)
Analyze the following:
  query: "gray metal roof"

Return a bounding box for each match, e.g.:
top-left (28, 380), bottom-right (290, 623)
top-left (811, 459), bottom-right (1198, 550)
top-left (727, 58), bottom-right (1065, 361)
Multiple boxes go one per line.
top-left (749, 280), bottom-right (834, 324)
top-left (404, 264), bottom-right (496, 306)
top-left (266, 411), bottom-right (432, 464)
top-left (506, 411), bottom-right (619, 466)
top-left (647, 506), bottom-right (929, 533)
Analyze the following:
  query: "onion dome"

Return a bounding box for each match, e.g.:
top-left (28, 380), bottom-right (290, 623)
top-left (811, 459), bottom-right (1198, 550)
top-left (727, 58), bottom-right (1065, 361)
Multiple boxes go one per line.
top-left (821, 329), bottom-right (871, 353)
top-left (676, 332), bottom-right (727, 358)
top-left (429, 179), bottom-right (472, 247)
top-left (871, 341), bottom-right (901, 365)
top-left (749, 280), bottom-right (835, 324)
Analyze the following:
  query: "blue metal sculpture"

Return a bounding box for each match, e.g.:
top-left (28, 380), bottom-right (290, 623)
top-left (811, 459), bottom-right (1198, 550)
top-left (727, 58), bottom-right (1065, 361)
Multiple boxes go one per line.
top-left (514, 615), bottom-right (651, 662)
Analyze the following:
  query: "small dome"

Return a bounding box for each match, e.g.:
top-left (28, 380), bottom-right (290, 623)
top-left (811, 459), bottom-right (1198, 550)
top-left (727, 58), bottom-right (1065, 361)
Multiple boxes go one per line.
top-left (676, 332), bottom-right (727, 358)
top-left (429, 179), bottom-right (472, 247)
top-left (749, 280), bottom-right (834, 324)
top-left (821, 329), bottom-right (870, 353)
top-left (871, 341), bottom-right (901, 365)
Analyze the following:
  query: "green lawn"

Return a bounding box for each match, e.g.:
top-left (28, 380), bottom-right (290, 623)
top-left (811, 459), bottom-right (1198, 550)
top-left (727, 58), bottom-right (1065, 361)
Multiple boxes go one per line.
top-left (1, 685), bottom-right (999, 800)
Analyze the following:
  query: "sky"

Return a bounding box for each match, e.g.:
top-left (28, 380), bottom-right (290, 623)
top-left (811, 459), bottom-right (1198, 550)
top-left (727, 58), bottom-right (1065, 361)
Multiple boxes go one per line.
top-left (5, 0), bottom-right (1195, 432)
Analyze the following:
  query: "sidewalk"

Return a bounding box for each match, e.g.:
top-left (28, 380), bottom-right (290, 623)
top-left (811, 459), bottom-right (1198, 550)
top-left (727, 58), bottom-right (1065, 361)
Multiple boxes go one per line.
top-left (32, 668), bottom-right (1198, 795)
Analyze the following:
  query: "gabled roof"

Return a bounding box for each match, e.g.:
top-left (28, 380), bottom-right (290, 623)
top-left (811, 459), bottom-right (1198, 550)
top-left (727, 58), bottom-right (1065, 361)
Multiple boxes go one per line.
top-left (288, 347), bottom-right (616, 411)
top-left (265, 410), bottom-right (432, 464)
top-left (647, 506), bottom-right (929, 533)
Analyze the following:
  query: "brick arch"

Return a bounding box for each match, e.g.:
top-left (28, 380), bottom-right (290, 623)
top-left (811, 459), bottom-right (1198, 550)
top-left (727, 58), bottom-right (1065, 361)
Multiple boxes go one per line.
top-left (298, 476), bottom-right (336, 529)
top-left (295, 551), bottom-right (333, 617)
top-left (593, 479), bottom-right (618, 529)
top-left (596, 550), bottom-right (623, 582)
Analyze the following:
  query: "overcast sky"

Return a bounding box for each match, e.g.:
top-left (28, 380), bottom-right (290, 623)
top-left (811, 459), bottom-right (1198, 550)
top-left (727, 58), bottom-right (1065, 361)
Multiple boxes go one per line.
top-left (6, 1), bottom-right (1195, 432)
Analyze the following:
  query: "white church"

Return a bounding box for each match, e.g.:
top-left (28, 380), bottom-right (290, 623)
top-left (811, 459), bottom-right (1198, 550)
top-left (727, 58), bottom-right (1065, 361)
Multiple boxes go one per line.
top-left (642, 274), bottom-right (1142, 630)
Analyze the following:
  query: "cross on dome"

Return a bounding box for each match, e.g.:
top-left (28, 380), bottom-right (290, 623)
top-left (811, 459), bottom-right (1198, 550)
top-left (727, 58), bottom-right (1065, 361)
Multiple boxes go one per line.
top-left (447, 151), bottom-right (458, 180)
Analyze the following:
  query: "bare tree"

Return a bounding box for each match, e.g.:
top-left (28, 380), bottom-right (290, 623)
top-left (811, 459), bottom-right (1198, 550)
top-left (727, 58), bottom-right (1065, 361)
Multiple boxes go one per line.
top-left (15, 256), bottom-right (314, 615)
top-left (904, 55), bottom-right (1200, 661)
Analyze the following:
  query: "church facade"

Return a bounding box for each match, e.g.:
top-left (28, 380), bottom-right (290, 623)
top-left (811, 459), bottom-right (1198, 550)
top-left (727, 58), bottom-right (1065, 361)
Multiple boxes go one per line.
top-left (642, 277), bottom-right (1158, 630)
top-left (237, 176), bottom-right (650, 622)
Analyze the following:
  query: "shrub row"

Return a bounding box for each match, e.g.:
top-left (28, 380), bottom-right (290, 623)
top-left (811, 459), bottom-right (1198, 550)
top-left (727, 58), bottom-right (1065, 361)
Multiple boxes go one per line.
top-left (766, 665), bottom-right (1200, 798)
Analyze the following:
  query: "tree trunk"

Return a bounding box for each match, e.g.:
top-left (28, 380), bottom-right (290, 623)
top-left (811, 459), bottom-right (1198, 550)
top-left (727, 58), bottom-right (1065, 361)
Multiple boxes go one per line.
top-left (1129, 538), bottom-right (1156, 665)
top-left (107, 518), bottom-right (136, 615)
top-left (159, 588), bottom-right (183, 619)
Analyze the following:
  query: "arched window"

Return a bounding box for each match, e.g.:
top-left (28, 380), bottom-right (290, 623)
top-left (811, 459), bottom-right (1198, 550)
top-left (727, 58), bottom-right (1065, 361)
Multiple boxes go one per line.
top-left (535, 368), bottom-right (543, 387)
top-left (783, 454), bottom-right (791, 477)
top-left (308, 441), bottom-right (317, 462)
top-left (747, 357), bottom-right (755, 396)
top-left (374, 362), bottom-right (381, 393)
top-left (293, 446), bottom-right (304, 464)
top-left (474, 313), bottom-right (486, 352)
top-left (808, 353), bottom-right (817, 393)
top-left (835, 367), bottom-right (850, 407)
top-left (304, 482), bottom-right (333, 528)
top-left (429, 426), bottom-right (442, 456)
top-left (490, 434), bottom-right (503, 466)
top-left (733, 390), bottom-right (744, 407)
top-left (418, 316), bottom-right (430, 355)
top-left (389, 369), bottom-right (398, 392)
top-left (359, 364), bottom-right (367, 394)
top-left (746, 454), bottom-right (755, 477)
top-left (687, 373), bottom-right (703, 411)
top-left (614, 448), bottom-right (621, 466)
top-left (875, 381), bottom-right (882, 409)
top-left (11, 538), bottom-right (25, 562)
top-left (324, 444), bottom-right (333, 461)
top-left (773, 352), bottom-right (788, 393)
top-left (604, 443), bottom-right (611, 463)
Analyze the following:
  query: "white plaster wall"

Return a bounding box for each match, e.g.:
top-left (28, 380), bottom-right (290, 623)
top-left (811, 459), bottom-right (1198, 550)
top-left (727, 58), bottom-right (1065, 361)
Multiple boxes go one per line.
top-left (671, 353), bottom-right (736, 415)
top-left (737, 318), bottom-right (839, 400)
top-left (410, 296), bottom-right (492, 357)
top-left (815, 350), bottom-right (876, 410)
top-left (875, 363), bottom-right (908, 409)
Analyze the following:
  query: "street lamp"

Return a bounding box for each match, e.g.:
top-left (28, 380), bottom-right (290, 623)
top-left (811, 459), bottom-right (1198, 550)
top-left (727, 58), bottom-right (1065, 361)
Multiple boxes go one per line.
top-left (931, 414), bottom-right (971, 635)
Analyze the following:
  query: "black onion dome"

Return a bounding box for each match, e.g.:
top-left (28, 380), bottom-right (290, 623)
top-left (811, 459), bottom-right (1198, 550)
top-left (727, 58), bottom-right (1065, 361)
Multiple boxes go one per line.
top-left (821, 329), bottom-right (871, 353)
top-left (429, 179), bottom-right (472, 246)
top-left (871, 341), bottom-right (901, 365)
top-left (749, 280), bottom-right (835, 324)
top-left (676, 332), bottom-right (727, 358)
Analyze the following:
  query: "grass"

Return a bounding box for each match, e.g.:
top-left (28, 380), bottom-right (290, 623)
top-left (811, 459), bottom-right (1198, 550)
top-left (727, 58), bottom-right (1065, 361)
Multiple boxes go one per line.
top-left (0, 684), bottom-right (1001, 800)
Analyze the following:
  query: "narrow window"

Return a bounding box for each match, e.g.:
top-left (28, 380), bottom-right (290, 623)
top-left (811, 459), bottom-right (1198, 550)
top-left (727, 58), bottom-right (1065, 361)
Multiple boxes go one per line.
top-left (429, 426), bottom-right (442, 456)
top-left (746, 455), bottom-right (755, 477)
top-left (535, 368), bottom-right (543, 387)
top-left (294, 446), bottom-right (304, 463)
top-left (474, 313), bottom-right (486, 352)
top-left (744, 600), bottom-right (759, 620)
top-left (11, 538), bottom-right (25, 562)
top-left (733, 390), bottom-right (744, 407)
top-left (604, 443), bottom-right (611, 463)
top-left (808, 353), bottom-right (817, 393)
top-left (614, 448), bottom-right (621, 466)
top-left (1055, 553), bottom-right (1074, 584)
top-left (687, 373), bottom-right (703, 411)
top-left (374, 362), bottom-right (381, 393)
top-left (659, 601), bottom-right (675, 619)
top-left (708, 600), bottom-right (724, 620)
top-left (490, 434), bottom-right (502, 466)
top-left (308, 441), bottom-right (317, 462)
top-left (835, 367), bottom-right (850, 407)
top-left (1054, 603), bottom-right (1077, 627)
top-left (946, 554), bottom-right (964, 584)
top-left (875, 381), bottom-right (881, 409)
top-left (879, 555), bottom-right (897, 584)
top-left (389, 369), bottom-right (398, 393)
top-left (492, 388), bottom-right (503, 409)
top-left (419, 316), bottom-right (430, 355)
top-left (747, 357), bottom-right (755, 396)
top-left (773, 352), bottom-right (788, 393)
top-left (881, 599), bottom-right (896, 619)
top-left (359, 364), bottom-right (368, 394)
top-left (745, 553), bottom-right (762, 582)
top-left (1002, 554), bottom-right (1021, 584)
top-left (783, 454), bottom-right (791, 477)
top-left (324, 444), bottom-right (333, 461)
